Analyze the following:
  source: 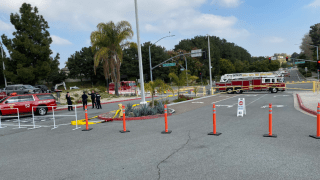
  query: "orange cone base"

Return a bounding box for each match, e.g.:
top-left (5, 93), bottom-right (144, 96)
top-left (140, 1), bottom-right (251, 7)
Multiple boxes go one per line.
top-left (309, 135), bottom-right (320, 139)
top-left (208, 132), bottom-right (222, 136)
top-left (120, 130), bottom-right (130, 133)
top-left (82, 128), bottom-right (93, 131)
top-left (263, 134), bottom-right (277, 138)
top-left (161, 130), bottom-right (172, 134)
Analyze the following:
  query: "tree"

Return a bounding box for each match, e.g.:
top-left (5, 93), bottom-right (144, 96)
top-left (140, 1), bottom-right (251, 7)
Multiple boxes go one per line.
top-left (1, 3), bottom-right (52, 84)
top-left (144, 79), bottom-right (172, 107)
top-left (90, 21), bottom-right (134, 96)
top-left (300, 33), bottom-right (313, 60)
top-left (46, 53), bottom-right (62, 85)
top-left (219, 59), bottom-right (235, 75)
top-left (66, 47), bottom-right (100, 86)
top-left (291, 52), bottom-right (299, 59)
top-left (168, 72), bottom-right (188, 98)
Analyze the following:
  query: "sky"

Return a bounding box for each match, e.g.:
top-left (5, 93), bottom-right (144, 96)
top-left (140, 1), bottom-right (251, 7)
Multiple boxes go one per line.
top-left (0, 0), bottom-right (320, 68)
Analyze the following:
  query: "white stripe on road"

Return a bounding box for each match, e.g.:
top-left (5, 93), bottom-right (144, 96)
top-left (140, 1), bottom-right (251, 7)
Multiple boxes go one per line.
top-left (246, 94), bottom-right (268, 106)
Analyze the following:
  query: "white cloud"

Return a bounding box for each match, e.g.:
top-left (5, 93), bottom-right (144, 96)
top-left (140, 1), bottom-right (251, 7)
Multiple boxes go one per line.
top-left (51, 35), bottom-right (72, 45)
top-left (306, 0), bottom-right (320, 8)
top-left (263, 37), bottom-right (285, 43)
top-left (211, 0), bottom-right (243, 8)
top-left (0, 19), bottom-right (14, 32)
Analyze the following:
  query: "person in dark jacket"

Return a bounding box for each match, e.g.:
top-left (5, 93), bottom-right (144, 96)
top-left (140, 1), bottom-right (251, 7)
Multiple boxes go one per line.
top-left (66, 92), bottom-right (73, 111)
top-left (82, 91), bottom-right (88, 110)
top-left (96, 92), bottom-right (102, 109)
top-left (88, 90), bottom-right (96, 109)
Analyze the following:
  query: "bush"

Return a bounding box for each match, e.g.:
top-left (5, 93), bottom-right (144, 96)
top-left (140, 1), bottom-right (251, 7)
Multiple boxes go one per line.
top-left (126, 103), bottom-right (165, 117)
top-left (97, 86), bottom-right (106, 93)
top-left (74, 93), bottom-right (79, 98)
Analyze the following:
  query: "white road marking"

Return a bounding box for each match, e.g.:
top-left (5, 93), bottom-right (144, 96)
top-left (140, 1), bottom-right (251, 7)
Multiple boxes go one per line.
top-left (212, 95), bottom-right (241, 104)
top-left (245, 95), bottom-right (257, 97)
top-left (274, 95), bottom-right (289, 97)
top-left (261, 105), bottom-right (285, 108)
top-left (216, 105), bottom-right (233, 108)
top-left (246, 94), bottom-right (268, 106)
top-left (297, 72), bottom-right (301, 81)
top-left (192, 102), bottom-right (204, 104)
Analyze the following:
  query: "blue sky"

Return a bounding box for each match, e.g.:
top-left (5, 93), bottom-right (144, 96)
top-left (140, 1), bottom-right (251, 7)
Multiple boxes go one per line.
top-left (0, 0), bottom-right (320, 68)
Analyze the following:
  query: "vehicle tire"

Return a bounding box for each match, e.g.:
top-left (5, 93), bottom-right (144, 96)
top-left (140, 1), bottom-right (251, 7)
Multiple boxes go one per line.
top-left (235, 88), bottom-right (242, 94)
top-left (37, 106), bottom-right (47, 116)
top-left (271, 88), bottom-right (278, 93)
top-left (227, 88), bottom-right (234, 94)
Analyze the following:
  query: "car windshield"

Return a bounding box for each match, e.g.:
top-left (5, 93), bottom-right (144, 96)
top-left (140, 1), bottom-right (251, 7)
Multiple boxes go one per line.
top-left (23, 85), bottom-right (34, 89)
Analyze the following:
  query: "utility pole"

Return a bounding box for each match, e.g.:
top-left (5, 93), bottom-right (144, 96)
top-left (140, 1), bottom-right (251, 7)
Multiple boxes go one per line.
top-left (207, 35), bottom-right (213, 94)
top-left (134, 0), bottom-right (146, 104)
top-left (185, 56), bottom-right (188, 86)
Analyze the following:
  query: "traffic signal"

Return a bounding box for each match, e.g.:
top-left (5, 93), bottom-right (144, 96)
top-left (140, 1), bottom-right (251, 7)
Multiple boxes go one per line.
top-left (286, 57), bottom-right (288, 61)
top-left (317, 60), bottom-right (320, 70)
top-left (199, 72), bottom-right (202, 78)
top-left (202, 50), bottom-right (207, 59)
top-left (269, 57), bottom-right (271, 63)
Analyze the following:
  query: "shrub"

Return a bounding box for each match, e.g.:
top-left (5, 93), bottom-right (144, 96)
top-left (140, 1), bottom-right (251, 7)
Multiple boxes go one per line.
top-left (97, 86), bottom-right (106, 93)
top-left (74, 93), bottom-right (79, 98)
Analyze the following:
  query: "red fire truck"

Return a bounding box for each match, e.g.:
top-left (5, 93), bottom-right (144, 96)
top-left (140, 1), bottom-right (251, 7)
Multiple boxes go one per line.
top-left (108, 81), bottom-right (136, 91)
top-left (216, 72), bottom-right (286, 94)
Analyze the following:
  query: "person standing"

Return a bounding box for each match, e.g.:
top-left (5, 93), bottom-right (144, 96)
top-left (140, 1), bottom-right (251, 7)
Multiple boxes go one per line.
top-left (88, 90), bottom-right (96, 109)
top-left (82, 91), bottom-right (88, 110)
top-left (96, 92), bottom-right (102, 109)
top-left (66, 92), bottom-right (73, 111)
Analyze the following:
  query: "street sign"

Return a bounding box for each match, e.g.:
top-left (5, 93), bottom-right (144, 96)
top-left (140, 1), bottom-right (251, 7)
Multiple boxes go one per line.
top-left (271, 57), bottom-right (276, 60)
top-left (162, 63), bottom-right (176, 67)
top-left (237, 98), bottom-right (246, 117)
top-left (295, 61), bottom-right (305, 64)
top-left (180, 68), bottom-right (185, 71)
top-left (191, 49), bottom-right (202, 57)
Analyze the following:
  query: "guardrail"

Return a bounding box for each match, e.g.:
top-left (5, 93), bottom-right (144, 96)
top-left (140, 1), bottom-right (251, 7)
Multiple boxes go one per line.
top-left (0, 108), bottom-right (25, 129)
top-left (31, 105), bottom-right (79, 130)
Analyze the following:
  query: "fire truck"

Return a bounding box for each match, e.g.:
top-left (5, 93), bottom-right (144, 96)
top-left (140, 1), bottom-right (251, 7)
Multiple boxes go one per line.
top-left (216, 72), bottom-right (286, 94)
top-left (108, 81), bottom-right (136, 91)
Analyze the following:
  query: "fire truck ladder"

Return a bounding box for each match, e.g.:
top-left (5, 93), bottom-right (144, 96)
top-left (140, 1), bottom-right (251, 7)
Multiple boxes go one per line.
top-left (220, 72), bottom-right (278, 82)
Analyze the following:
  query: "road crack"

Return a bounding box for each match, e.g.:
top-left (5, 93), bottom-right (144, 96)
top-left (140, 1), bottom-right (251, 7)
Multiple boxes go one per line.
top-left (157, 130), bottom-right (191, 180)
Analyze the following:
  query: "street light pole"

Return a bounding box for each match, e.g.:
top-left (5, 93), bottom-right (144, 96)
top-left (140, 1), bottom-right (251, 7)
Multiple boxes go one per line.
top-left (185, 56), bottom-right (188, 86)
top-left (149, 35), bottom-right (175, 81)
top-left (134, 0), bottom-right (146, 104)
top-left (0, 45), bottom-right (7, 87)
top-left (207, 35), bottom-right (213, 95)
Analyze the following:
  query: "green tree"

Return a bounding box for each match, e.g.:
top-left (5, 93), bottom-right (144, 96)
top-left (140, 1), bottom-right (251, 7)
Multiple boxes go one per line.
top-left (219, 59), bottom-right (235, 75)
top-left (66, 47), bottom-right (101, 86)
top-left (90, 21), bottom-right (134, 96)
top-left (144, 79), bottom-right (172, 107)
top-left (1, 3), bottom-right (52, 84)
top-left (168, 72), bottom-right (187, 98)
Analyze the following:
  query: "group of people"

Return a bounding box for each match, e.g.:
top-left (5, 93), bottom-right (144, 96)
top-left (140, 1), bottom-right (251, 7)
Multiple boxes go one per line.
top-left (65, 90), bottom-right (102, 111)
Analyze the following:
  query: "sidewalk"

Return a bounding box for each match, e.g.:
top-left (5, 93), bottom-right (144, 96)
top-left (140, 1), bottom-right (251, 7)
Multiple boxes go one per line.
top-left (294, 91), bottom-right (320, 116)
top-left (55, 96), bottom-right (156, 111)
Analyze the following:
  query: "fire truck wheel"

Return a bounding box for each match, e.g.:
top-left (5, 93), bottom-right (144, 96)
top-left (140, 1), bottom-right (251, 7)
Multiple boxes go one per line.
top-left (235, 88), bottom-right (242, 94)
top-left (271, 88), bottom-right (278, 93)
top-left (36, 106), bottom-right (48, 116)
top-left (227, 88), bottom-right (234, 94)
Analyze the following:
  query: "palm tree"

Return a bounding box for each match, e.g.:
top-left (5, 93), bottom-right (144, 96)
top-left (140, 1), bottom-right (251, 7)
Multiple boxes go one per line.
top-left (90, 21), bottom-right (134, 96)
top-left (144, 79), bottom-right (173, 107)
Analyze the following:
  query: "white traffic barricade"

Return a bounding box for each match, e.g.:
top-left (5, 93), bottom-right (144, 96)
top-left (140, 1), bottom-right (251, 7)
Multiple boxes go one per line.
top-left (0, 108), bottom-right (26, 129)
top-left (237, 98), bottom-right (246, 117)
top-left (31, 105), bottom-right (80, 130)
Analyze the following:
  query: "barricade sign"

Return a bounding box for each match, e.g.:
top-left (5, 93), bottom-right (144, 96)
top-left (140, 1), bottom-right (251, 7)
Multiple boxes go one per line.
top-left (237, 98), bottom-right (246, 117)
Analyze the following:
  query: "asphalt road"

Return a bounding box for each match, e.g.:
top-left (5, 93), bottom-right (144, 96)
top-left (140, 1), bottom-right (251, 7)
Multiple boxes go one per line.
top-left (285, 69), bottom-right (313, 91)
top-left (1, 91), bottom-right (320, 180)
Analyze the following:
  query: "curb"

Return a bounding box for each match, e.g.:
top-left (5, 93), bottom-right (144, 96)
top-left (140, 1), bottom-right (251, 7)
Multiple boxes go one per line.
top-left (98, 111), bottom-right (173, 121)
top-left (296, 94), bottom-right (317, 116)
top-left (53, 96), bottom-right (158, 112)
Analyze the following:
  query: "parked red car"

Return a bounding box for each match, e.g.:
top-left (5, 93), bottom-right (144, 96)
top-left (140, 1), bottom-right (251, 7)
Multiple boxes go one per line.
top-left (0, 93), bottom-right (57, 116)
